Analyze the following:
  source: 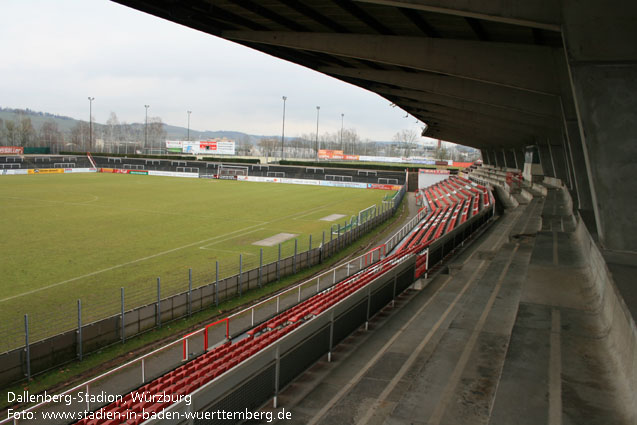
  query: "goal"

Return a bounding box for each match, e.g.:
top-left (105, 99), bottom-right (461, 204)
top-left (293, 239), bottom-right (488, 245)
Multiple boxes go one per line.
top-left (218, 165), bottom-right (249, 177)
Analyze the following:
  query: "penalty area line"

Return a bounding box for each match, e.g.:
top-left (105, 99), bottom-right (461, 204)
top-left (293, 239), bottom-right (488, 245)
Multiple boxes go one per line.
top-left (0, 223), bottom-right (266, 303)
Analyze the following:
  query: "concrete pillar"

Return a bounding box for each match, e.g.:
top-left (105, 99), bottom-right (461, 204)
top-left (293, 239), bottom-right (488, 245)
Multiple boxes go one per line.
top-left (563, 0), bottom-right (637, 251)
top-left (504, 150), bottom-right (517, 170)
top-left (547, 141), bottom-right (569, 183)
top-left (514, 149), bottom-right (525, 172)
top-left (537, 143), bottom-right (554, 177)
top-left (495, 150), bottom-right (505, 169)
top-left (559, 131), bottom-right (575, 191)
top-left (564, 120), bottom-right (593, 212)
top-left (501, 149), bottom-right (509, 168)
top-left (480, 149), bottom-right (489, 165)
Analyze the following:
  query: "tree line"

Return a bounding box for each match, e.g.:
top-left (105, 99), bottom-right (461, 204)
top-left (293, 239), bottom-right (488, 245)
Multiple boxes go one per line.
top-left (0, 111), bottom-right (166, 154)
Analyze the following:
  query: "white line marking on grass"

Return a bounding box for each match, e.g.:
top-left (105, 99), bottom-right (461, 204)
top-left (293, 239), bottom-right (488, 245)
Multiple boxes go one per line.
top-left (199, 228), bottom-right (265, 250)
top-left (1, 196), bottom-right (267, 222)
top-left (199, 247), bottom-right (257, 256)
top-left (0, 224), bottom-right (266, 303)
top-left (291, 207), bottom-right (330, 220)
top-left (0, 201), bottom-right (344, 302)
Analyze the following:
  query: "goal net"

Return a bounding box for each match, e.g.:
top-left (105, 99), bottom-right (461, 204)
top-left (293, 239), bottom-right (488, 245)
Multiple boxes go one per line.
top-left (358, 204), bottom-right (376, 224)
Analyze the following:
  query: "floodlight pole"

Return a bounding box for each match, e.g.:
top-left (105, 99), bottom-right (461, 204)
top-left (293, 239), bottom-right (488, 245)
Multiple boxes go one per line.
top-left (187, 110), bottom-right (192, 141)
top-left (144, 104), bottom-right (149, 154)
top-left (315, 106), bottom-right (320, 160)
top-left (87, 97), bottom-right (94, 151)
top-left (281, 96), bottom-right (287, 162)
top-left (340, 113), bottom-right (344, 152)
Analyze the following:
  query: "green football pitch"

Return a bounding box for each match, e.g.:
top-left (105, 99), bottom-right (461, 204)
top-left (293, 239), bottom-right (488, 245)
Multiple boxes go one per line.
top-left (0, 173), bottom-right (392, 349)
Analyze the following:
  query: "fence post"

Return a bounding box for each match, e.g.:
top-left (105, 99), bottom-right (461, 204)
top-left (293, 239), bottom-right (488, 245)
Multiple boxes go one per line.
top-left (322, 230), bottom-right (326, 262)
top-left (156, 277), bottom-right (161, 328)
top-left (328, 309), bottom-right (334, 362)
top-left (277, 243), bottom-right (281, 281)
top-left (309, 234), bottom-right (312, 251)
top-left (337, 224), bottom-right (341, 249)
top-left (239, 254), bottom-right (243, 297)
top-left (215, 261), bottom-right (219, 307)
top-left (258, 248), bottom-right (263, 288)
top-left (392, 274), bottom-right (397, 307)
top-left (365, 286), bottom-right (371, 331)
top-left (188, 268), bottom-right (192, 317)
top-left (293, 239), bottom-right (297, 274)
top-left (121, 288), bottom-right (125, 343)
top-left (24, 314), bottom-right (30, 381)
top-left (77, 300), bottom-right (82, 361)
top-left (273, 345), bottom-right (281, 408)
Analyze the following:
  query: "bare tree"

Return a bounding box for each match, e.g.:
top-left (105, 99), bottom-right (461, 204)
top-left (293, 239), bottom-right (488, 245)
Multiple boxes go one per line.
top-left (4, 119), bottom-right (18, 146)
top-left (259, 137), bottom-right (279, 162)
top-left (148, 117), bottom-right (166, 152)
top-left (40, 121), bottom-right (63, 152)
top-left (70, 121), bottom-right (90, 151)
top-left (392, 129), bottom-right (419, 157)
top-left (435, 146), bottom-right (449, 160)
top-left (18, 116), bottom-right (36, 147)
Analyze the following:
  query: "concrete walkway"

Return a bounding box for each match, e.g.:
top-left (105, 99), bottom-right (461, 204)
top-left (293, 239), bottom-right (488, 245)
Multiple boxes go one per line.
top-left (262, 186), bottom-right (634, 425)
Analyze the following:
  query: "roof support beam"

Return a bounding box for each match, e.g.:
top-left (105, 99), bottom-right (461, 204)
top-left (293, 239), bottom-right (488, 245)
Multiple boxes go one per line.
top-left (353, 0), bottom-right (561, 31)
top-left (222, 31), bottom-right (562, 94)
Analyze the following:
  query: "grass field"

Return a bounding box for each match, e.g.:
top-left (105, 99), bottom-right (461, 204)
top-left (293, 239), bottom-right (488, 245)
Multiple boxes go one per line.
top-left (0, 173), bottom-right (391, 350)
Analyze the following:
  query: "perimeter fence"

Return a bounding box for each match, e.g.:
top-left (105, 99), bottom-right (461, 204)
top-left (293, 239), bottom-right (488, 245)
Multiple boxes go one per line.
top-left (0, 186), bottom-right (406, 386)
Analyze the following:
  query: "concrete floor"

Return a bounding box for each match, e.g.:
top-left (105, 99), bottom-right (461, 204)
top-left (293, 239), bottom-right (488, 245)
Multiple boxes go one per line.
top-left (260, 186), bottom-right (634, 425)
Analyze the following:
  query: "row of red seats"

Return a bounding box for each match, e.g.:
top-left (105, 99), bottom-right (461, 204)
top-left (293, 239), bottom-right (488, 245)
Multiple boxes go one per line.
top-left (75, 321), bottom-right (304, 425)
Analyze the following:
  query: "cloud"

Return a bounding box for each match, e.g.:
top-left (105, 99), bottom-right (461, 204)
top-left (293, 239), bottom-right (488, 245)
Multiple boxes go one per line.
top-left (0, 0), bottom-right (426, 141)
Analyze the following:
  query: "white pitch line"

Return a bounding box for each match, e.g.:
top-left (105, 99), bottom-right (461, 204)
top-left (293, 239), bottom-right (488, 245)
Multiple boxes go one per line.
top-left (1, 201), bottom-right (343, 302)
top-left (1, 195), bottom-right (266, 222)
top-left (0, 224), bottom-right (266, 303)
top-left (199, 229), bottom-right (265, 251)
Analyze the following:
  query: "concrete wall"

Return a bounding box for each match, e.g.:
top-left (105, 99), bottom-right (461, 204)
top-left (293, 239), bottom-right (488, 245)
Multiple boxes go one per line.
top-left (575, 217), bottom-right (637, 420)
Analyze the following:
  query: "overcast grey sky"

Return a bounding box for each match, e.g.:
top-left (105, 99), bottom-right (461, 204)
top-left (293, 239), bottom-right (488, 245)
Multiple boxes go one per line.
top-left (0, 0), bottom-right (431, 142)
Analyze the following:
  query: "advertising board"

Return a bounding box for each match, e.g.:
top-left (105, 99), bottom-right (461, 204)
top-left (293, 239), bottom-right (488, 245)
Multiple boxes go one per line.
top-left (419, 169), bottom-right (450, 174)
top-left (0, 146), bottom-right (23, 154)
top-left (148, 170), bottom-right (198, 178)
top-left (27, 168), bottom-right (64, 174)
top-left (0, 169), bottom-right (28, 175)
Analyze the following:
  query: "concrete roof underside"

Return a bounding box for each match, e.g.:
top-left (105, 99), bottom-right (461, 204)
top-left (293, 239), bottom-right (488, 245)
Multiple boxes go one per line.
top-left (112, 0), bottom-right (567, 151)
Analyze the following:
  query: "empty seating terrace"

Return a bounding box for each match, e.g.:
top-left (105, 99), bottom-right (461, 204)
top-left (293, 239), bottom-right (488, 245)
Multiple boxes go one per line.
top-left (1, 154), bottom-right (407, 186)
top-left (260, 175), bottom-right (634, 424)
top-left (0, 155), bottom-right (93, 169)
top-left (73, 155), bottom-right (408, 185)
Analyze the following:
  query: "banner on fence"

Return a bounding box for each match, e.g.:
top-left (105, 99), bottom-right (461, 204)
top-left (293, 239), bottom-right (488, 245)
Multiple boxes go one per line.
top-left (236, 175), bottom-right (371, 189)
top-left (63, 168), bottom-right (97, 173)
top-left (366, 183), bottom-right (403, 191)
top-left (27, 168), bottom-right (64, 174)
top-left (1, 169), bottom-right (28, 175)
top-left (0, 146), bottom-right (23, 154)
top-left (148, 170), bottom-right (198, 178)
top-left (419, 169), bottom-right (450, 174)
top-left (100, 168), bottom-right (130, 174)
top-left (318, 149), bottom-right (343, 160)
